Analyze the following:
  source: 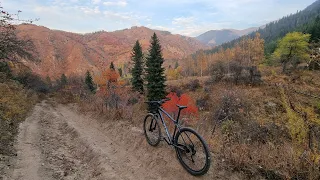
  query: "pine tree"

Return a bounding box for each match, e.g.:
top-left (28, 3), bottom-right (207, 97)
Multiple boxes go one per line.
top-left (45, 75), bottom-right (52, 88)
top-left (174, 61), bottom-right (179, 69)
top-left (60, 74), bottom-right (67, 86)
top-left (131, 40), bottom-right (144, 93)
top-left (110, 62), bottom-right (115, 70)
top-left (85, 70), bottom-right (96, 93)
top-left (309, 16), bottom-right (320, 42)
top-left (145, 33), bottom-right (166, 101)
top-left (118, 68), bottom-right (123, 77)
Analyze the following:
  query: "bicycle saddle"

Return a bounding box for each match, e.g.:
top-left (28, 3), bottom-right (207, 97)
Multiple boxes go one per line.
top-left (176, 104), bottom-right (187, 109)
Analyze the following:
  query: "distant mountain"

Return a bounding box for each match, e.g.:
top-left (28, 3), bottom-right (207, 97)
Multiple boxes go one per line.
top-left (208, 0), bottom-right (320, 55)
top-left (196, 27), bottom-right (259, 46)
top-left (16, 25), bottom-right (208, 78)
top-left (229, 27), bottom-right (261, 36)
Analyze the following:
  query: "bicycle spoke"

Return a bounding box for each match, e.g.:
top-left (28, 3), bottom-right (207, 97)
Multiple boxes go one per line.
top-left (177, 131), bottom-right (207, 172)
top-left (144, 114), bottom-right (161, 146)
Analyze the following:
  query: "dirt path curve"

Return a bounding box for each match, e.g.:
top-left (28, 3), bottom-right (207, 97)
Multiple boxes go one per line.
top-left (4, 101), bottom-right (242, 180)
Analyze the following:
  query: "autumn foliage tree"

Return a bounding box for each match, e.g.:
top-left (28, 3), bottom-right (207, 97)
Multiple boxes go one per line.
top-left (93, 62), bottom-right (121, 108)
top-left (166, 65), bottom-right (182, 80)
top-left (93, 63), bottom-right (120, 91)
top-left (163, 92), bottom-right (198, 122)
top-left (273, 32), bottom-right (311, 73)
top-left (182, 33), bottom-right (264, 77)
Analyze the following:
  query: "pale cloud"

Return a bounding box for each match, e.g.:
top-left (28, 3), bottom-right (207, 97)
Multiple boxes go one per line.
top-left (103, 1), bottom-right (127, 7)
top-left (172, 17), bottom-right (196, 27)
top-left (1, 0), bottom-right (316, 37)
top-left (92, 0), bottom-right (101, 4)
top-left (103, 11), bottom-right (130, 20)
top-left (170, 16), bottom-right (234, 36)
top-left (102, 11), bottom-right (146, 26)
top-left (81, 6), bottom-right (101, 15)
top-left (174, 23), bottom-right (231, 37)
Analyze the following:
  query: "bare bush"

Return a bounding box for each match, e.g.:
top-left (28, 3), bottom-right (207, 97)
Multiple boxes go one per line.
top-left (196, 95), bottom-right (210, 111)
top-left (214, 90), bottom-right (249, 124)
top-left (15, 72), bottom-right (49, 93)
top-left (209, 61), bottom-right (262, 86)
top-left (210, 61), bottom-right (226, 83)
top-left (211, 88), bottom-right (320, 179)
top-left (184, 79), bottom-right (201, 91)
top-left (127, 96), bottom-right (139, 105)
top-left (167, 85), bottom-right (183, 96)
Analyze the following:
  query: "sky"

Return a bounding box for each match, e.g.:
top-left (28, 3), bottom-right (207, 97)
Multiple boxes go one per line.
top-left (1, 0), bottom-right (317, 37)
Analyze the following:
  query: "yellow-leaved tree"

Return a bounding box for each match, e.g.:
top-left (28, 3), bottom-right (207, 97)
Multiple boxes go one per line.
top-left (273, 32), bottom-right (311, 73)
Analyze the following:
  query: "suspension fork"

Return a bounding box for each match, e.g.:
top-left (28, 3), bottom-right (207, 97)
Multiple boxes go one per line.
top-left (149, 113), bottom-right (159, 131)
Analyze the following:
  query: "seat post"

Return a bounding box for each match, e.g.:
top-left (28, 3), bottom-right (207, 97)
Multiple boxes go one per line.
top-left (176, 108), bottom-right (182, 123)
top-left (173, 108), bottom-right (182, 138)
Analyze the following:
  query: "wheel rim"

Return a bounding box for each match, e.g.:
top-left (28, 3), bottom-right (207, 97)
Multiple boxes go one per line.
top-left (144, 115), bottom-right (160, 145)
top-left (177, 131), bottom-right (207, 172)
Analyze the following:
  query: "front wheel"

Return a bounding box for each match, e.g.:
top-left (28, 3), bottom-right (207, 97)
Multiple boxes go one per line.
top-left (174, 127), bottom-right (211, 176)
top-left (143, 113), bottom-right (161, 146)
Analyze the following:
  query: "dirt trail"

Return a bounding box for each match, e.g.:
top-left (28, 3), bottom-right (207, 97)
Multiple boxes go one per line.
top-left (2, 101), bottom-right (243, 180)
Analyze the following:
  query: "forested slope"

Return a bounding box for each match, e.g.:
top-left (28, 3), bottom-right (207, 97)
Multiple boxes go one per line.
top-left (206, 0), bottom-right (320, 56)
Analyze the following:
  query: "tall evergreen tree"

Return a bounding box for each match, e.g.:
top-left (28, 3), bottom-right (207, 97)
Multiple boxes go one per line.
top-left (145, 33), bottom-right (166, 101)
top-left (118, 68), bottom-right (123, 77)
top-left (45, 75), bottom-right (52, 88)
top-left (110, 62), bottom-right (115, 70)
top-left (131, 40), bottom-right (144, 93)
top-left (309, 16), bottom-right (320, 42)
top-left (85, 70), bottom-right (96, 93)
top-left (60, 73), bottom-right (67, 86)
top-left (174, 61), bottom-right (179, 69)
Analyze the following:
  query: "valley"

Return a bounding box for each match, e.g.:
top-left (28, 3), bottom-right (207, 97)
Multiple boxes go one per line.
top-left (16, 25), bottom-right (207, 79)
top-left (1, 0), bottom-right (320, 179)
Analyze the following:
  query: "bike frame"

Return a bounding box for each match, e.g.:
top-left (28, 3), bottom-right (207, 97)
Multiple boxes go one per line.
top-left (155, 106), bottom-right (184, 146)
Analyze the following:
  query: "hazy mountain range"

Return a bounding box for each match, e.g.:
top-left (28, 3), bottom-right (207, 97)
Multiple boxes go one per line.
top-left (196, 27), bottom-right (260, 46)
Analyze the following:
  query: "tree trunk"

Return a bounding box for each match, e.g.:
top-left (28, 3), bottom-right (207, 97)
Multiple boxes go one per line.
top-left (282, 61), bottom-right (287, 73)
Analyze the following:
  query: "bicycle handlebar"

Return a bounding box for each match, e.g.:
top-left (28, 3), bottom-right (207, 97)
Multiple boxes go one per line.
top-left (145, 98), bottom-right (171, 105)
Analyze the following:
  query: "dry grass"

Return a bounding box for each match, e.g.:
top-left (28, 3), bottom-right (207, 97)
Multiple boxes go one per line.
top-left (166, 67), bottom-right (320, 179)
top-left (55, 67), bottom-right (320, 179)
top-left (0, 76), bottom-right (38, 155)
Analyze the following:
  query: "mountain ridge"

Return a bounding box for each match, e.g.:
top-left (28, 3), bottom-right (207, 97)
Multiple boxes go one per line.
top-left (16, 24), bottom-right (208, 78)
top-left (196, 27), bottom-right (259, 46)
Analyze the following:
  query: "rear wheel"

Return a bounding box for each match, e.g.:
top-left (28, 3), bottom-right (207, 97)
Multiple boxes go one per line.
top-left (143, 113), bottom-right (161, 146)
top-left (174, 127), bottom-right (211, 176)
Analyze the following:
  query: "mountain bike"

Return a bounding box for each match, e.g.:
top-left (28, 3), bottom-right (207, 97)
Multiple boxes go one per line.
top-left (143, 99), bottom-right (211, 176)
